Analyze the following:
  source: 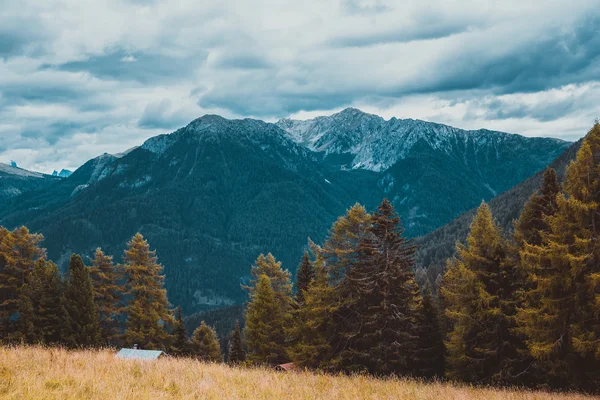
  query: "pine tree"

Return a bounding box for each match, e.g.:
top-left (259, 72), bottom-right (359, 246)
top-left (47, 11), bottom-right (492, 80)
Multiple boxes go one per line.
top-left (28, 259), bottom-right (65, 345)
top-left (16, 284), bottom-right (37, 344)
top-left (287, 253), bottom-right (336, 369)
top-left (244, 253), bottom-right (292, 309)
top-left (0, 227), bottom-right (45, 341)
top-left (336, 199), bottom-right (421, 376)
top-left (228, 320), bottom-right (246, 365)
top-left (190, 321), bottom-right (223, 362)
top-left (415, 286), bottom-right (445, 380)
top-left (122, 233), bottom-right (173, 350)
top-left (513, 168), bottom-right (561, 248)
top-left (441, 202), bottom-right (520, 384)
top-left (294, 251), bottom-right (314, 305)
top-left (171, 306), bottom-right (189, 356)
top-left (517, 124), bottom-right (600, 391)
top-left (89, 248), bottom-right (123, 346)
top-left (245, 274), bottom-right (290, 365)
top-left (321, 203), bottom-right (371, 283)
top-left (63, 254), bottom-right (101, 348)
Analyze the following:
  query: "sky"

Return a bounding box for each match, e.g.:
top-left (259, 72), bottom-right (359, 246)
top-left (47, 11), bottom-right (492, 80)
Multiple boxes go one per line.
top-left (1, 0), bottom-right (599, 173)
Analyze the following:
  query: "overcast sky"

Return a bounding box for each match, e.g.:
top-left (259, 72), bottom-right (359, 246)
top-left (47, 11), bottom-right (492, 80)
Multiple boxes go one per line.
top-left (1, 0), bottom-right (599, 173)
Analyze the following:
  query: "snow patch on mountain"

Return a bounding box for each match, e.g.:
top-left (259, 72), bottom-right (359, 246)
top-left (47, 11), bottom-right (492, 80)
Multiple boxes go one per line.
top-left (0, 163), bottom-right (45, 178)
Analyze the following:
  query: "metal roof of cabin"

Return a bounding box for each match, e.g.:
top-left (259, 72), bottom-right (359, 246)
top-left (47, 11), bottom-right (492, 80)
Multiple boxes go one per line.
top-left (116, 348), bottom-right (164, 360)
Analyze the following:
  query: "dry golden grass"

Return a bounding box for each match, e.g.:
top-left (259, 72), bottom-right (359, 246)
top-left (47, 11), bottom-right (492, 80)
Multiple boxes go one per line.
top-left (0, 346), bottom-right (593, 400)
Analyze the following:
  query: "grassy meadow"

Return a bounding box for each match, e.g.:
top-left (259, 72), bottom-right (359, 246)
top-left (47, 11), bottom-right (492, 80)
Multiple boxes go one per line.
top-left (0, 346), bottom-right (593, 400)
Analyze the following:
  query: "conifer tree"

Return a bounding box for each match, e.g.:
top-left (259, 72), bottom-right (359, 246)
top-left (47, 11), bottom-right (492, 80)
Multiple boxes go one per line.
top-left (16, 284), bottom-right (37, 343)
top-left (228, 320), bottom-right (246, 365)
top-left (244, 253), bottom-right (292, 309)
top-left (89, 248), bottom-right (123, 345)
top-left (287, 254), bottom-right (336, 369)
top-left (294, 251), bottom-right (314, 305)
top-left (28, 259), bottom-right (65, 345)
top-left (336, 199), bottom-right (421, 376)
top-left (245, 274), bottom-right (290, 365)
top-left (190, 321), bottom-right (223, 362)
top-left (0, 227), bottom-right (45, 341)
top-left (415, 286), bottom-right (445, 379)
top-left (517, 124), bottom-right (600, 391)
top-left (63, 254), bottom-right (101, 348)
top-left (122, 233), bottom-right (173, 350)
top-left (441, 202), bottom-right (520, 384)
top-left (171, 306), bottom-right (189, 356)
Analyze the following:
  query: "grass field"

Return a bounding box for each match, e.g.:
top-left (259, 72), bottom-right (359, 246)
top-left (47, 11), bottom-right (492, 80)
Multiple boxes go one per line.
top-left (0, 346), bottom-right (593, 399)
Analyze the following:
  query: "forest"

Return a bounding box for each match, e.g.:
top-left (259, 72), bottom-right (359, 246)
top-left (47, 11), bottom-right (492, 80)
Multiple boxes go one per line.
top-left (1, 123), bottom-right (599, 393)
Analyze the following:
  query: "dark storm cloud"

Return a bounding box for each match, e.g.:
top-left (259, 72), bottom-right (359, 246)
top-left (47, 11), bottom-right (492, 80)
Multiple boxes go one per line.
top-left (41, 50), bottom-right (208, 84)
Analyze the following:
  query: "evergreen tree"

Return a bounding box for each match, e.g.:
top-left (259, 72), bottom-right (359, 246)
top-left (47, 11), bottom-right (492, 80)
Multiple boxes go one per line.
top-left (171, 306), bottom-right (190, 356)
top-left (63, 254), bottom-right (101, 348)
top-left (228, 320), bottom-right (246, 365)
top-left (122, 233), bottom-right (173, 350)
top-left (336, 199), bottom-right (421, 376)
top-left (415, 286), bottom-right (445, 380)
top-left (245, 274), bottom-right (290, 365)
top-left (513, 168), bottom-right (561, 248)
top-left (89, 248), bottom-right (123, 345)
top-left (294, 251), bottom-right (314, 305)
top-left (287, 253), bottom-right (336, 369)
top-left (16, 284), bottom-right (37, 343)
top-left (190, 321), bottom-right (223, 362)
top-left (517, 124), bottom-right (600, 391)
top-left (441, 202), bottom-right (520, 384)
top-left (28, 259), bottom-right (65, 345)
top-left (0, 227), bottom-right (45, 341)
top-left (244, 253), bottom-right (292, 309)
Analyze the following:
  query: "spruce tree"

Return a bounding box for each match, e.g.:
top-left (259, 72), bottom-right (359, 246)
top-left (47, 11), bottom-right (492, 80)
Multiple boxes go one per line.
top-left (245, 274), bottom-right (290, 365)
top-left (294, 251), bottom-right (314, 305)
top-left (122, 233), bottom-right (173, 350)
top-left (0, 227), bottom-right (45, 341)
top-left (171, 306), bottom-right (190, 356)
top-left (337, 199), bottom-right (421, 376)
top-left (517, 124), bottom-right (600, 391)
top-left (441, 202), bottom-right (520, 384)
top-left (89, 248), bottom-right (123, 345)
top-left (415, 286), bottom-right (445, 380)
top-left (228, 320), bottom-right (246, 365)
top-left (16, 284), bottom-right (37, 343)
top-left (190, 321), bottom-right (223, 362)
top-left (63, 254), bottom-right (101, 348)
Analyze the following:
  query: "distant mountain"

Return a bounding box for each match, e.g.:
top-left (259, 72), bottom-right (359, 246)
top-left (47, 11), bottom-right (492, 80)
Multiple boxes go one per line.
top-left (0, 110), bottom-right (572, 313)
top-left (414, 138), bottom-right (583, 283)
top-left (52, 169), bottom-right (73, 178)
top-left (0, 163), bottom-right (58, 206)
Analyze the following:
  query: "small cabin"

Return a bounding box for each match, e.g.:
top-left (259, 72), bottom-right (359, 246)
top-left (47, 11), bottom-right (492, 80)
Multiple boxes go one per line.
top-left (274, 362), bottom-right (299, 372)
top-left (115, 347), bottom-right (165, 360)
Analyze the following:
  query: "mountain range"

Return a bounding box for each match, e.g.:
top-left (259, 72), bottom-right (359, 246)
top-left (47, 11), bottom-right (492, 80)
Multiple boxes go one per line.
top-left (0, 108), bottom-right (572, 313)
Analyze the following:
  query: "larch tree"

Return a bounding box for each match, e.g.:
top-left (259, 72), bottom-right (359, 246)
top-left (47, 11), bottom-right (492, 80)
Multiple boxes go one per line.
top-left (190, 321), bottom-right (223, 362)
top-left (441, 202), bottom-right (520, 384)
top-left (517, 123), bottom-right (600, 391)
top-left (337, 199), bottom-right (422, 376)
top-left (294, 250), bottom-right (314, 305)
top-left (63, 254), bottom-right (101, 348)
top-left (244, 253), bottom-right (293, 310)
top-left (245, 274), bottom-right (290, 365)
top-left (228, 320), bottom-right (246, 365)
top-left (89, 248), bottom-right (123, 345)
top-left (122, 233), bottom-right (173, 350)
top-left (0, 227), bottom-right (45, 341)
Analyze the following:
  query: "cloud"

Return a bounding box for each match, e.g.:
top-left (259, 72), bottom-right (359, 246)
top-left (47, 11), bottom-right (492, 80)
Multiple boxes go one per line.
top-left (0, 0), bottom-right (599, 173)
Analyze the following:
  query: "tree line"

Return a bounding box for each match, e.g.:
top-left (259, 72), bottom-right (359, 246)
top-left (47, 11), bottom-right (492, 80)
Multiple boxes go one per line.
top-left (241, 124), bottom-right (600, 393)
top-left (2, 123), bottom-right (599, 393)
